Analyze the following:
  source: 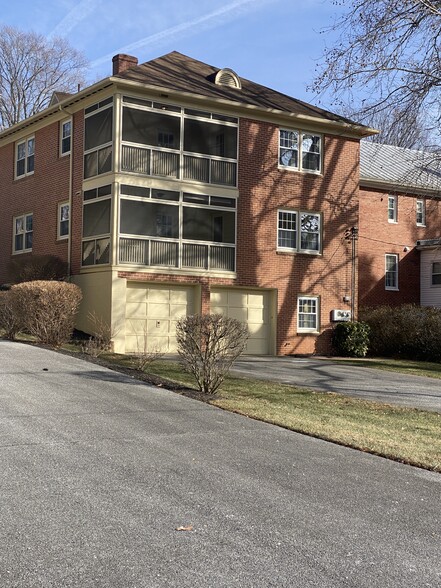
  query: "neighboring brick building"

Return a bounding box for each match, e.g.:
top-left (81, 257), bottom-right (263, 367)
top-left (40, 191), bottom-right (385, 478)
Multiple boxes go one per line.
top-left (359, 142), bottom-right (441, 310)
top-left (0, 51), bottom-right (375, 355)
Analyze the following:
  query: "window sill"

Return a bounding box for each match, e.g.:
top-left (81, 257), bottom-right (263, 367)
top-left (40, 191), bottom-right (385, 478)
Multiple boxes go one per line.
top-left (385, 287), bottom-right (399, 291)
top-left (276, 249), bottom-right (321, 256)
top-left (12, 250), bottom-right (32, 255)
top-left (388, 220), bottom-right (398, 224)
top-left (297, 330), bottom-right (320, 335)
top-left (278, 165), bottom-right (322, 177)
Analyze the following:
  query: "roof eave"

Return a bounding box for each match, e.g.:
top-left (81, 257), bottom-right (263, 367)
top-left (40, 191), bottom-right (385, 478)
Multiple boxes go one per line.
top-left (360, 176), bottom-right (441, 197)
top-left (111, 77), bottom-right (376, 138)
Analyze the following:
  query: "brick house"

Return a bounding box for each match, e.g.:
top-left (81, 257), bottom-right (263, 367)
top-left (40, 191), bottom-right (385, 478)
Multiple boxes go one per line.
top-left (359, 141), bottom-right (441, 310)
top-left (0, 51), bottom-right (374, 355)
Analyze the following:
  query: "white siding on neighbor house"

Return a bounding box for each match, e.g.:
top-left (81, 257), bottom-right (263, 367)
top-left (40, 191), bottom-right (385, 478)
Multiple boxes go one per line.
top-left (420, 249), bottom-right (441, 308)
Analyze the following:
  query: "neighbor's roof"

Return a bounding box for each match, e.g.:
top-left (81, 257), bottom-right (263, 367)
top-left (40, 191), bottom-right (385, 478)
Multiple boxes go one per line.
top-left (360, 141), bottom-right (441, 194)
top-left (114, 51), bottom-right (371, 131)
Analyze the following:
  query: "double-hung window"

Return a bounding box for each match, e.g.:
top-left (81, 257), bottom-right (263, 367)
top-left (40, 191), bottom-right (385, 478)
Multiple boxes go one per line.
top-left (279, 129), bottom-right (321, 173)
top-left (58, 202), bottom-right (70, 239)
top-left (60, 120), bottom-right (72, 155)
top-left (416, 199), bottom-right (425, 226)
top-left (385, 254), bottom-right (398, 290)
top-left (278, 210), bottom-right (321, 253)
top-left (16, 137), bottom-right (35, 178)
top-left (431, 262), bottom-right (441, 286)
top-left (388, 195), bottom-right (397, 222)
top-left (13, 213), bottom-right (33, 253)
top-left (297, 296), bottom-right (319, 332)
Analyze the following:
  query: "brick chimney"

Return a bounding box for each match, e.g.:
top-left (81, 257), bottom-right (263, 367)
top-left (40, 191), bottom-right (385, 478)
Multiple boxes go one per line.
top-left (112, 54), bottom-right (138, 75)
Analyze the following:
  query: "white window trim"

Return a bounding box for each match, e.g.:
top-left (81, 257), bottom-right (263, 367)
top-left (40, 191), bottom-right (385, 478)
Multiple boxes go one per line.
top-left (388, 195), bottom-right (397, 223)
top-left (416, 199), bottom-right (426, 226)
top-left (15, 136), bottom-right (35, 179)
top-left (60, 119), bottom-right (72, 156)
top-left (57, 201), bottom-right (70, 240)
top-left (297, 295), bottom-right (320, 333)
top-left (277, 209), bottom-right (321, 255)
top-left (278, 129), bottom-right (322, 175)
top-left (13, 212), bottom-right (33, 254)
top-left (385, 254), bottom-right (399, 291)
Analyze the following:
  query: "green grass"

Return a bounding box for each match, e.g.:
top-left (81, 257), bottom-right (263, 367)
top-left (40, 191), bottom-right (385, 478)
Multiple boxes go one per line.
top-left (327, 357), bottom-right (441, 379)
top-left (143, 359), bottom-right (441, 472)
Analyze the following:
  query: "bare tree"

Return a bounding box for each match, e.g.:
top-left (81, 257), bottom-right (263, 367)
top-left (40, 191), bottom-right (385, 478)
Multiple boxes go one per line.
top-left (0, 26), bottom-right (88, 129)
top-left (343, 106), bottom-right (432, 149)
top-left (311, 0), bottom-right (441, 146)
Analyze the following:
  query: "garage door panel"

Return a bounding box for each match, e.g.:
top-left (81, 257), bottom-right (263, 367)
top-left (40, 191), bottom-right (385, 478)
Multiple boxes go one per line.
top-left (126, 283), bottom-right (194, 354)
top-left (210, 288), bottom-right (272, 355)
top-left (170, 304), bottom-right (189, 319)
top-left (247, 293), bottom-right (265, 308)
top-left (147, 289), bottom-right (170, 303)
top-left (126, 302), bottom-right (147, 318)
top-left (228, 308), bottom-right (248, 322)
top-left (228, 292), bottom-right (248, 307)
top-left (210, 290), bottom-right (228, 305)
top-left (248, 307), bottom-right (265, 322)
top-left (126, 286), bottom-right (147, 303)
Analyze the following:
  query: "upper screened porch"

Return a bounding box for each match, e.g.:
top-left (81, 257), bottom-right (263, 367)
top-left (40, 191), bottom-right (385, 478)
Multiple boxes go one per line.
top-left (83, 95), bottom-right (238, 188)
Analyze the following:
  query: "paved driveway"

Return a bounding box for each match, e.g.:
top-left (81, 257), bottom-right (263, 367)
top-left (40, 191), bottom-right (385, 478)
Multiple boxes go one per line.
top-left (232, 356), bottom-right (441, 413)
top-left (0, 340), bottom-right (440, 587)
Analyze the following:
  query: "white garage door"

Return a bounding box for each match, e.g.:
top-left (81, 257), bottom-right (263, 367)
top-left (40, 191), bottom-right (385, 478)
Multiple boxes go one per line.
top-left (125, 283), bottom-right (195, 353)
top-left (210, 288), bottom-right (272, 355)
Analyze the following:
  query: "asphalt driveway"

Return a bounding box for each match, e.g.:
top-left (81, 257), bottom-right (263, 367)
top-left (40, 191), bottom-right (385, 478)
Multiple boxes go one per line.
top-left (0, 340), bottom-right (440, 587)
top-left (232, 356), bottom-right (441, 413)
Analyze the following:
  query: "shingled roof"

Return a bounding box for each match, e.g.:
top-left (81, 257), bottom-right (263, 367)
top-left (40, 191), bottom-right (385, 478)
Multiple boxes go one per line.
top-left (360, 141), bottom-right (441, 194)
top-left (113, 51), bottom-right (368, 128)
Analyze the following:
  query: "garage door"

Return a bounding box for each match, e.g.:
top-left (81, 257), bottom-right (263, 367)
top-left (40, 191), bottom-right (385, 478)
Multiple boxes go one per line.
top-left (210, 288), bottom-right (273, 355)
top-left (125, 283), bottom-right (195, 353)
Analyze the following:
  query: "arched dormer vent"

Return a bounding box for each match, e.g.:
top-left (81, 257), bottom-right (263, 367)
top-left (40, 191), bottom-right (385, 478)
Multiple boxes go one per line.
top-left (215, 68), bottom-right (242, 89)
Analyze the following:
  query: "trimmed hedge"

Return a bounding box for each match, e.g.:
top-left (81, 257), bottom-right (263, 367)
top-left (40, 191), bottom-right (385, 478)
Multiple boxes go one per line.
top-left (360, 304), bottom-right (441, 362)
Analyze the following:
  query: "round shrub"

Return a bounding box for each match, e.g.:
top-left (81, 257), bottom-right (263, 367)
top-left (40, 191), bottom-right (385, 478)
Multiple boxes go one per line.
top-left (332, 321), bottom-right (370, 357)
top-left (11, 280), bottom-right (82, 347)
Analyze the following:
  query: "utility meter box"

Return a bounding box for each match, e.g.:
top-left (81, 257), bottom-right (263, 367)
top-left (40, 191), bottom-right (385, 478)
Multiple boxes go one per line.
top-left (331, 309), bottom-right (351, 322)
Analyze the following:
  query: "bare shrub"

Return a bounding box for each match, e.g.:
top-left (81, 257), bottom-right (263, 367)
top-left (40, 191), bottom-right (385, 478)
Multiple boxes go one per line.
top-left (8, 254), bottom-right (68, 284)
top-left (12, 280), bottom-right (82, 347)
top-left (130, 322), bottom-right (164, 371)
top-left (176, 314), bottom-right (249, 395)
top-left (0, 291), bottom-right (22, 339)
top-left (81, 311), bottom-right (114, 357)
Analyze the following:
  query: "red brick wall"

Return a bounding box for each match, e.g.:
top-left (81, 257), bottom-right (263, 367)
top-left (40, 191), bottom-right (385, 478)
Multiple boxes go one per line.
top-left (236, 118), bottom-right (359, 355)
top-left (358, 186), bottom-right (441, 308)
top-left (0, 120), bottom-right (71, 283)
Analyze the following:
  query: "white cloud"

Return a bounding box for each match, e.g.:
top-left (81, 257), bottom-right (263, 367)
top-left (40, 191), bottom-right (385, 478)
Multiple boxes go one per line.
top-left (90, 0), bottom-right (274, 69)
top-left (48, 0), bottom-right (101, 38)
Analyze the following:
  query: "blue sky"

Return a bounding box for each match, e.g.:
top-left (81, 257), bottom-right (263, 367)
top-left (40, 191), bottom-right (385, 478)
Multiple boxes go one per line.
top-left (2, 0), bottom-right (345, 107)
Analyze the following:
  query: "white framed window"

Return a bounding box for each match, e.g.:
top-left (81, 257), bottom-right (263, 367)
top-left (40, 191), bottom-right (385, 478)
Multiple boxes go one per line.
top-left (60, 119), bottom-right (72, 155)
top-left (297, 296), bottom-right (319, 332)
top-left (277, 210), bottom-right (321, 254)
top-left (431, 262), bottom-right (441, 286)
top-left (279, 129), bottom-right (321, 173)
top-left (16, 136), bottom-right (35, 178)
top-left (13, 213), bottom-right (33, 253)
top-left (385, 254), bottom-right (398, 290)
top-left (58, 202), bottom-right (70, 239)
top-left (416, 199), bottom-right (425, 226)
top-left (388, 195), bottom-right (397, 222)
